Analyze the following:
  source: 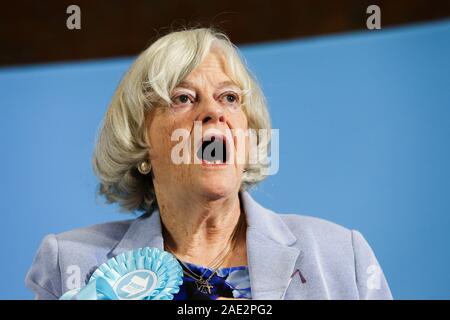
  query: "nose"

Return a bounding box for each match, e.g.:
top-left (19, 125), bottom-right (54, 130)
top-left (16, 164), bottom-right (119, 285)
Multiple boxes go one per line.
top-left (196, 97), bottom-right (226, 125)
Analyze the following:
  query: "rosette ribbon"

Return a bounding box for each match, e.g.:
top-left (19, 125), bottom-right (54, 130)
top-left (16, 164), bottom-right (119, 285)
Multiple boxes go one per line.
top-left (59, 247), bottom-right (183, 300)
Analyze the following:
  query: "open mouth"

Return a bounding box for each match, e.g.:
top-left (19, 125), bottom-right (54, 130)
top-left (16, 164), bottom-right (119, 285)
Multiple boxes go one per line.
top-left (196, 134), bottom-right (228, 165)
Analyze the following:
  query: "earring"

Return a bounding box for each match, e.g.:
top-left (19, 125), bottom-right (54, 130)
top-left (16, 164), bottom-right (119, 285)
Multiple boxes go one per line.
top-left (138, 161), bottom-right (151, 175)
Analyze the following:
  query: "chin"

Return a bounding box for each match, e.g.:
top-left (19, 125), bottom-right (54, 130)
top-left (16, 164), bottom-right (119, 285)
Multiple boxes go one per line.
top-left (195, 176), bottom-right (238, 200)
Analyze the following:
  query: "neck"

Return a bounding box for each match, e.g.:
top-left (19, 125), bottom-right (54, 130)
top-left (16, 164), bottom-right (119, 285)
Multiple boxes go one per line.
top-left (156, 189), bottom-right (247, 267)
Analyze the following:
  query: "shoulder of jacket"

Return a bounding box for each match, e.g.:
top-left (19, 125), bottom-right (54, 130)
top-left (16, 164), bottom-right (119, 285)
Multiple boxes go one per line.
top-left (54, 217), bottom-right (136, 244)
top-left (278, 213), bottom-right (353, 241)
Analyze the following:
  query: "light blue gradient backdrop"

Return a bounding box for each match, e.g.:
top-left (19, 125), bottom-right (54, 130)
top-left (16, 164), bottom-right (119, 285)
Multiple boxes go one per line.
top-left (1, 20), bottom-right (449, 299)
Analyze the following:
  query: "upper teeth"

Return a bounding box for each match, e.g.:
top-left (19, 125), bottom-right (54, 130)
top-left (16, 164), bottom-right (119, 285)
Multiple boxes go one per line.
top-left (204, 160), bottom-right (224, 164)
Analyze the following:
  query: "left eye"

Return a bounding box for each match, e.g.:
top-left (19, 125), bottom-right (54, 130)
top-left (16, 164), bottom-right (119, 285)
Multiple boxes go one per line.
top-left (226, 95), bottom-right (236, 102)
top-left (221, 93), bottom-right (239, 104)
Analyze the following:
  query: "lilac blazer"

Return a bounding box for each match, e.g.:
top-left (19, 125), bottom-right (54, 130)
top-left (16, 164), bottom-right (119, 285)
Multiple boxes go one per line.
top-left (25, 192), bottom-right (392, 300)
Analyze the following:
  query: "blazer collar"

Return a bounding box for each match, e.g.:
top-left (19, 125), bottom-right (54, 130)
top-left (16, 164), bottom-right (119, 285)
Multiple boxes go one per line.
top-left (241, 191), bottom-right (301, 299)
top-left (109, 209), bottom-right (164, 257)
top-left (109, 191), bottom-right (301, 299)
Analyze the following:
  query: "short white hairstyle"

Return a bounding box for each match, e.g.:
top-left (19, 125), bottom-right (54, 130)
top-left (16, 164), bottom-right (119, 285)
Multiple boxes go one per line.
top-left (93, 27), bottom-right (271, 213)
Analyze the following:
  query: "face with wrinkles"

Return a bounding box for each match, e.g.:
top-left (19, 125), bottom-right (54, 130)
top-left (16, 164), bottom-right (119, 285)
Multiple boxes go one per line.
top-left (146, 49), bottom-right (249, 200)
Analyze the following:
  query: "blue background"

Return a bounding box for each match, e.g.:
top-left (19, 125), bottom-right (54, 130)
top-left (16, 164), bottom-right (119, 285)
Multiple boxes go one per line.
top-left (0, 20), bottom-right (449, 299)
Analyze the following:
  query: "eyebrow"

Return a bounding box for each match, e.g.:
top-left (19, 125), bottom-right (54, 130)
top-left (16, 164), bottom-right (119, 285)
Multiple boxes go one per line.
top-left (175, 80), bottom-right (241, 90)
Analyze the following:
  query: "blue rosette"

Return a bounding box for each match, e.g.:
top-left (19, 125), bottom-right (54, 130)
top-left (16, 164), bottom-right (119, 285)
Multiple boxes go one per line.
top-left (60, 247), bottom-right (183, 300)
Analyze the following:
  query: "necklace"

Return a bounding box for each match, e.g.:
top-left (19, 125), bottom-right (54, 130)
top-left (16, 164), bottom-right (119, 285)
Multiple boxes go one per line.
top-left (177, 244), bottom-right (234, 294)
top-left (164, 211), bottom-right (245, 294)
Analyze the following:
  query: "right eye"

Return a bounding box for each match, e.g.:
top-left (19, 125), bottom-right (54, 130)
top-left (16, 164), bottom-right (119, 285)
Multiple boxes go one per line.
top-left (171, 94), bottom-right (194, 106)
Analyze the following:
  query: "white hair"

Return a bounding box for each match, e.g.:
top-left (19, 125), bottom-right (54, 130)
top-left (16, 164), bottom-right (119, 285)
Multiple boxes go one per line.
top-left (93, 27), bottom-right (271, 213)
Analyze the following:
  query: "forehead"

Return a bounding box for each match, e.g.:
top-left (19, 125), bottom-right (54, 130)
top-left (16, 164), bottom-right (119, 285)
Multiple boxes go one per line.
top-left (182, 50), bottom-right (235, 87)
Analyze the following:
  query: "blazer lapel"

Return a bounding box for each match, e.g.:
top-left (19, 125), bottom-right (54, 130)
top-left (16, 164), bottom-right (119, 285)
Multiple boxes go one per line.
top-left (241, 192), bottom-right (301, 300)
top-left (108, 207), bottom-right (164, 258)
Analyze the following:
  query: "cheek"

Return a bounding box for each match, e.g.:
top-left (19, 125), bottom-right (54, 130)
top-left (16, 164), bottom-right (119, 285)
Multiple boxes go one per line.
top-left (148, 112), bottom-right (193, 163)
top-left (240, 114), bottom-right (250, 165)
top-left (230, 111), bottom-right (250, 166)
top-left (147, 115), bottom-right (175, 161)
top-left (235, 110), bottom-right (249, 130)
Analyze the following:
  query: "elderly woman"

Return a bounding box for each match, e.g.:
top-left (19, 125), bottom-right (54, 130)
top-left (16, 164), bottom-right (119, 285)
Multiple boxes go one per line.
top-left (25, 28), bottom-right (392, 300)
